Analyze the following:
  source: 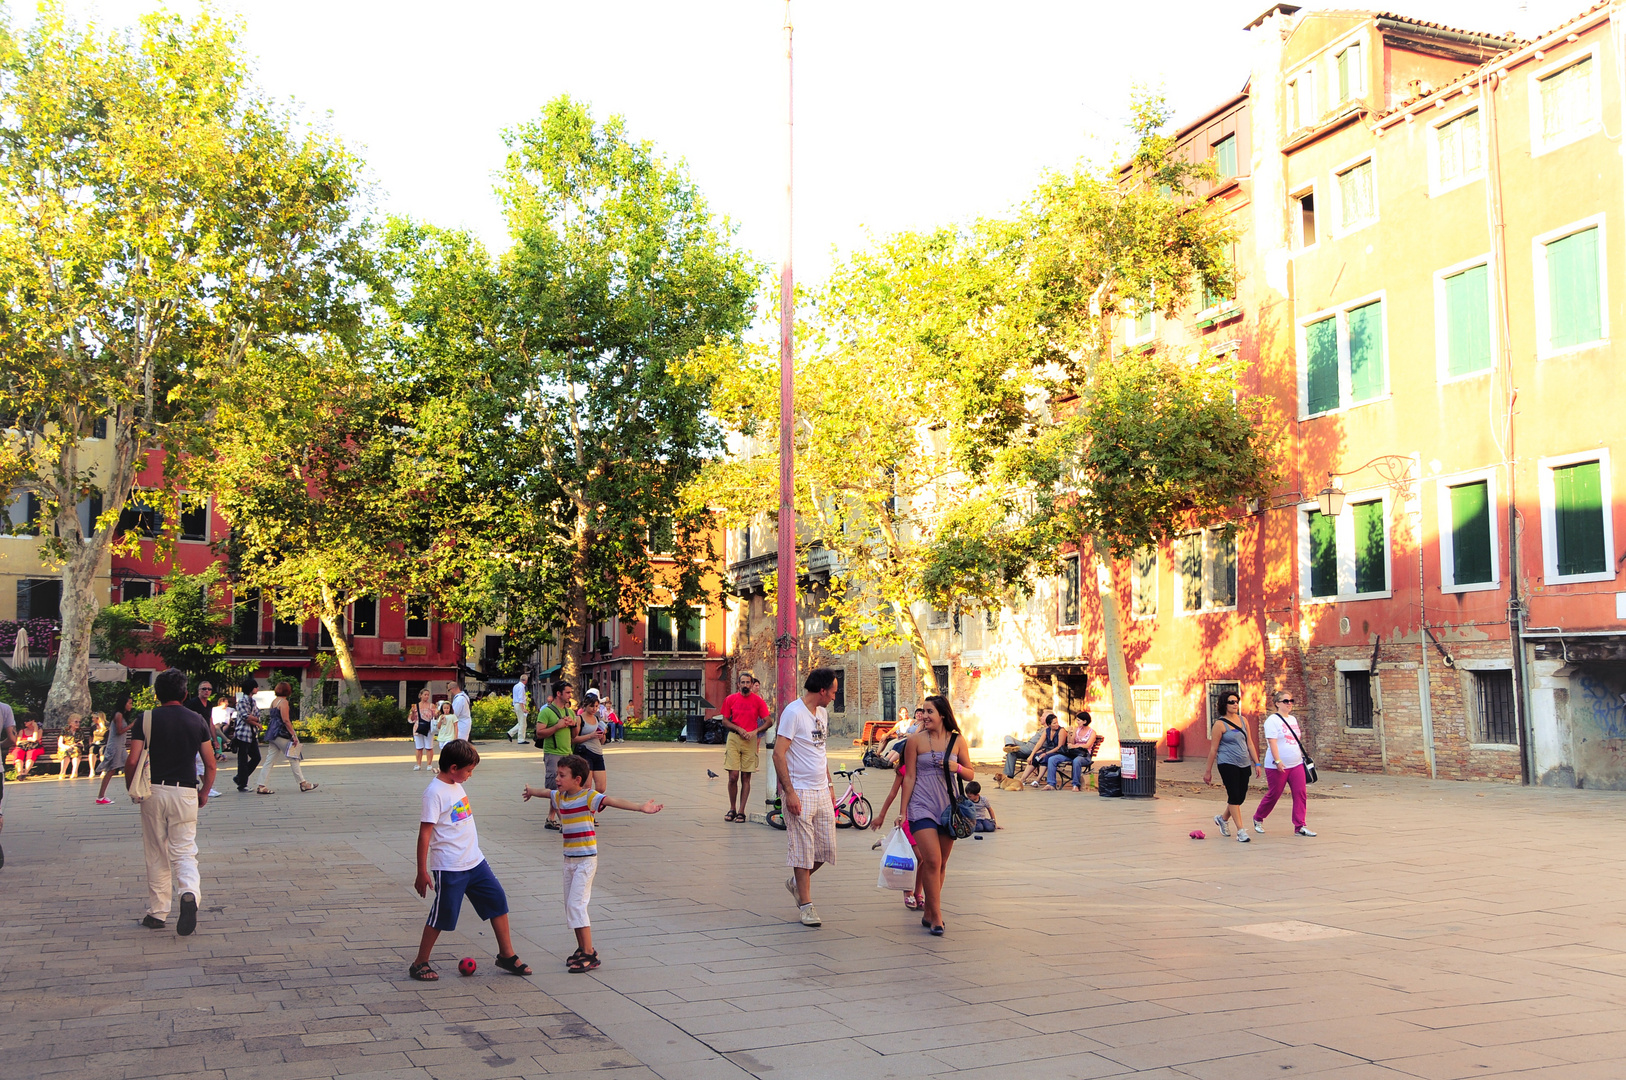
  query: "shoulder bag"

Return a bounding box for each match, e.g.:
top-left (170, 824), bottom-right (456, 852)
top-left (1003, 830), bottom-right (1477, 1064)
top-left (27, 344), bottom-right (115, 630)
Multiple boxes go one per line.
top-left (941, 734), bottom-right (975, 839)
top-left (414, 704), bottom-right (432, 738)
top-left (1278, 715), bottom-right (1318, 784)
top-left (128, 712), bottom-right (152, 803)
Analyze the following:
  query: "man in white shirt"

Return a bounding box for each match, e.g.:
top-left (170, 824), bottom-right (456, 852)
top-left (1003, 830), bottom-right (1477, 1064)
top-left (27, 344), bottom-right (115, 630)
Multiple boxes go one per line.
top-left (451, 679), bottom-right (472, 742)
top-left (1254, 691), bottom-right (1316, 837)
top-left (772, 667), bottom-right (840, 928)
top-left (506, 670), bottom-right (531, 743)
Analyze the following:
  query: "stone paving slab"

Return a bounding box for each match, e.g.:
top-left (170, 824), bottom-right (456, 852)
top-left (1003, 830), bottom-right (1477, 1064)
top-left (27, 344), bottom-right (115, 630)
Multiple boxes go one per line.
top-left (6, 740), bottom-right (1626, 1079)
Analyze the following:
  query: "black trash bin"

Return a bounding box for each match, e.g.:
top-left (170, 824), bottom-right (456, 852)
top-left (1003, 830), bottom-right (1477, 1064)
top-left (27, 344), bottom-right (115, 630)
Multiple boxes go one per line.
top-left (1096, 764), bottom-right (1123, 797)
top-left (1118, 739), bottom-right (1158, 797)
top-left (683, 717), bottom-right (705, 744)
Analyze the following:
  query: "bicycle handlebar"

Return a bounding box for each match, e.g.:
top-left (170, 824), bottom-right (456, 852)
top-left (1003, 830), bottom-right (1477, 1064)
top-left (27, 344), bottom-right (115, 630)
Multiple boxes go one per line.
top-left (833, 768), bottom-right (866, 777)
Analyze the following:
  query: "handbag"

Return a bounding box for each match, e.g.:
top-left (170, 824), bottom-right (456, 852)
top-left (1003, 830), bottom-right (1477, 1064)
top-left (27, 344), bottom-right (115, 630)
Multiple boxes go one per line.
top-left (1277, 715), bottom-right (1318, 784)
top-left (942, 734), bottom-right (975, 839)
top-left (128, 713), bottom-right (152, 803)
top-left (413, 704), bottom-right (432, 738)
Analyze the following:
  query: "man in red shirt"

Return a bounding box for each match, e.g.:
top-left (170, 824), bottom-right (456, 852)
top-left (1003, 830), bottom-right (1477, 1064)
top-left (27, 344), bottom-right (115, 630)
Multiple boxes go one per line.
top-left (720, 672), bottom-right (771, 822)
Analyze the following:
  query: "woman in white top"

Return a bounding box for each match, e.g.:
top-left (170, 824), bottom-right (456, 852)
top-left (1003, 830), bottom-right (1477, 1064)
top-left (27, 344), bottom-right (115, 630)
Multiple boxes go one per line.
top-left (408, 688), bottom-right (437, 770)
top-left (1252, 691), bottom-right (1315, 837)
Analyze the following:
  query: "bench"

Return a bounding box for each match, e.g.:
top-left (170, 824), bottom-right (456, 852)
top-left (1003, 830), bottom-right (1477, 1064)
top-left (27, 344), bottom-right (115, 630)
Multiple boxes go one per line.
top-left (853, 719), bottom-right (898, 747)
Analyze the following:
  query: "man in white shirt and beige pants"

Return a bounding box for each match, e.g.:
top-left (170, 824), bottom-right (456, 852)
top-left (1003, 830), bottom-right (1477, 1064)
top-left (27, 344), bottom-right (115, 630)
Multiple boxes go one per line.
top-left (772, 668), bottom-right (840, 928)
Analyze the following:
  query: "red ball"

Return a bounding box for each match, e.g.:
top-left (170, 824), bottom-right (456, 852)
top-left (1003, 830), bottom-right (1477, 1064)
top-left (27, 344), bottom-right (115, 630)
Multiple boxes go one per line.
top-left (458, 957), bottom-right (477, 976)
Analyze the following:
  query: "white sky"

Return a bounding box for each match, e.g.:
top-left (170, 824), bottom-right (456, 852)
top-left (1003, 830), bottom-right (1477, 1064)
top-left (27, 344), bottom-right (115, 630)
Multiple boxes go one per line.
top-left (37, 1), bottom-right (1573, 295)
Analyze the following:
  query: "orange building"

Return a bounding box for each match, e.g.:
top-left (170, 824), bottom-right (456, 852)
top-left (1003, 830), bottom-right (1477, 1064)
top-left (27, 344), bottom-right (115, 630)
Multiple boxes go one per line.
top-left (1031, 4), bottom-right (1626, 786)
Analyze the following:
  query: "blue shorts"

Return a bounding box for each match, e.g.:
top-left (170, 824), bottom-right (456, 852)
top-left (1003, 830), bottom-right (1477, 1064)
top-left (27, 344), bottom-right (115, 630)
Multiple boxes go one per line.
top-left (426, 859), bottom-right (509, 932)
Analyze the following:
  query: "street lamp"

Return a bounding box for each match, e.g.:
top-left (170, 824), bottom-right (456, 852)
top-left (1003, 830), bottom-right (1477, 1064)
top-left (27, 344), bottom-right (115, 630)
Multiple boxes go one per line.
top-left (1315, 480), bottom-right (1345, 519)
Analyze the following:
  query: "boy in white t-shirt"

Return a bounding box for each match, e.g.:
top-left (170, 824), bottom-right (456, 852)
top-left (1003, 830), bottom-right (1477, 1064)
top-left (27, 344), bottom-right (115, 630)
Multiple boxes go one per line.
top-left (772, 667), bottom-right (840, 928)
top-left (408, 740), bottom-right (533, 981)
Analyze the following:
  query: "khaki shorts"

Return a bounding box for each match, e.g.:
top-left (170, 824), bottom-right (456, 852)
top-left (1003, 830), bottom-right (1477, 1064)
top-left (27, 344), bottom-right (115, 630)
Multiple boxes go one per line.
top-left (786, 787), bottom-right (837, 869)
top-left (723, 732), bottom-right (760, 773)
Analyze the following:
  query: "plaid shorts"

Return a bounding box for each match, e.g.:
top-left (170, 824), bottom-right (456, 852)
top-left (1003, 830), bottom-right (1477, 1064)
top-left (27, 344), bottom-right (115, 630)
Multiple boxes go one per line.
top-left (785, 787), bottom-right (837, 869)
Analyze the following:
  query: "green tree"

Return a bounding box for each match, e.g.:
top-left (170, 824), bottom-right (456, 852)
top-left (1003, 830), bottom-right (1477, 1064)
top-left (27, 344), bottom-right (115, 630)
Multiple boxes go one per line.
top-left (0, 7), bottom-right (368, 723)
top-left (922, 94), bottom-right (1274, 739)
top-left (107, 564), bottom-right (244, 680)
top-left (402, 98), bottom-right (758, 680)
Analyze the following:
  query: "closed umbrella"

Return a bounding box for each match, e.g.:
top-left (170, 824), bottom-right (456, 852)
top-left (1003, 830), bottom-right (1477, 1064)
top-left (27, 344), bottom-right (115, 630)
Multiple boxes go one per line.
top-left (10, 627), bottom-right (28, 668)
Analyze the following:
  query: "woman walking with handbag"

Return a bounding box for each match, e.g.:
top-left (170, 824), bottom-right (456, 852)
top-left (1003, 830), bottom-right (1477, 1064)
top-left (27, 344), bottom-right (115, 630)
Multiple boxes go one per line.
top-left (1253, 691), bottom-right (1315, 837)
top-left (1203, 692), bottom-right (1261, 843)
top-left (899, 695), bottom-right (975, 936)
top-left (408, 688), bottom-right (436, 770)
top-left (95, 694), bottom-right (133, 803)
top-left (256, 681), bottom-right (317, 795)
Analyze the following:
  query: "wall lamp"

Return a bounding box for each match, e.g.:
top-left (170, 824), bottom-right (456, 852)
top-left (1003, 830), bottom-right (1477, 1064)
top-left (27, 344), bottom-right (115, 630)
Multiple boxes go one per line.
top-left (1315, 454), bottom-right (1417, 517)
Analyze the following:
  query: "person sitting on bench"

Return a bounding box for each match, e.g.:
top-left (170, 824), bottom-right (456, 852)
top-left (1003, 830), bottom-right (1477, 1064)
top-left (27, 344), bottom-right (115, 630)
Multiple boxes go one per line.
top-left (1045, 712), bottom-right (1101, 790)
top-left (1017, 714), bottom-right (1066, 786)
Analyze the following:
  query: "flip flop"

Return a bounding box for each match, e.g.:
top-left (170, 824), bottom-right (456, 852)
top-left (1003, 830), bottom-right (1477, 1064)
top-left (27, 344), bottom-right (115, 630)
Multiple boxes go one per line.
top-left (724, 811), bottom-right (740, 822)
top-left (904, 894), bottom-right (920, 910)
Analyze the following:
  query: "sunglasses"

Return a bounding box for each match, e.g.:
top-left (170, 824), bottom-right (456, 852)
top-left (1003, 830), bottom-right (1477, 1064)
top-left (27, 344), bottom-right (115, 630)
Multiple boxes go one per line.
top-left (1277, 697), bottom-right (1294, 704)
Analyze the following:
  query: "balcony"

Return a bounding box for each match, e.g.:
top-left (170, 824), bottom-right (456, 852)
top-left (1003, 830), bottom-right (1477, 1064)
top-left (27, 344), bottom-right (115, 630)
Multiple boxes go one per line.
top-left (728, 545), bottom-right (845, 595)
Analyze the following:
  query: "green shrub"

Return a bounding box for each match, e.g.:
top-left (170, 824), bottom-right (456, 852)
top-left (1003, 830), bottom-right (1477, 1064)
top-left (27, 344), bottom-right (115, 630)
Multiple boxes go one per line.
top-left (625, 712), bottom-right (684, 741)
top-left (341, 696), bottom-right (406, 738)
top-left (471, 696), bottom-right (517, 740)
top-left (297, 712), bottom-right (350, 742)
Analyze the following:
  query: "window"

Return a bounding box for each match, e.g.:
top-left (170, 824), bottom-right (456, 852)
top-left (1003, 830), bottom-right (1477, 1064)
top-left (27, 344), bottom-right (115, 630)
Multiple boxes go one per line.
top-left (1436, 261), bottom-right (1492, 379)
top-left (1300, 296), bottom-right (1387, 416)
top-left (90, 416), bottom-right (107, 439)
top-left (1432, 108), bottom-right (1483, 192)
top-left (646, 677), bottom-right (701, 721)
top-left (1288, 68), bottom-right (1316, 129)
top-left (75, 494), bottom-right (103, 540)
top-left (831, 669), bottom-right (846, 713)
top-left (1540, 454), bottom-right (1612, 583)
top-left (1536, 220), bottom-right (1606, 357)
top-left (1440, 478), bottom-right (1497, 590)
top-left (1335, 159), bottom-right (1376, 231)
top-left (1131, 547), bottom-right (1157, 618)
top-left (352, 595), bottom-right (378, 637)
top-left (116, 491), bottom-right (164, 538)
top-left (232, 591), bottom-right (260, 645)
top-left (1132, 687), bottom-right (1164, 740)
top-left (1205, 682), bottom-right (1240, 725)
top-left (482, 633), bottom-right (504, 669)
top-left (1302, 495), bottom-right (1390, 600)
top-left (1343, 671), bottom-right (1374, 729)
top-left (880, 667), bottom-right (897, 722)
top-left (933, 664), bottom-right (949, 697)
top-left (1202, 242), bottom-right (1237, 312)
top-left (1473, 670), bottom-right (1517, 744)
top-left (678, 608), bottom-right (703, 653)
top-left (1535, 53), bottom-right (1598, 152)
top-left (1125, 304), bottom-right (1154, 346)
top-left (16, 578), bottom-right (62, 621)
top-left (647, 606), bottom-right (703, 652)
top-left (272, 612), bottom-right (300, 647)
top-left (649, 516), bottom-right (674, 554)
top-left (179, 497), bottom-right (208, 542)
top-left (1177, 529), bottom-right (1236, 613)
top-left (1212, 134), bottom-right (1237, 179)
top-left (647, 606), bottom-right (674, 652)
top-left (928, 605), bottom-right (951, 629)
top-left (3, 490), bottom-right (40, 536)
top-left (1334, 41), bottom-right (1364, 103)
top-left (405, 596), bottom-right (430, 638)
top-left (121, 579), bottom-right (153, 628)
top-left (1293, 190), bottom-right (1317, 248)
top-left (1059, 554), bottom-right (1080, 627)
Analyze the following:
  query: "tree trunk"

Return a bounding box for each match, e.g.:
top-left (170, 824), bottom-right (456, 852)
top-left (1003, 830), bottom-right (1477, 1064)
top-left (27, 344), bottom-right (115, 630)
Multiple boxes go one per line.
top-left (318, 610), bottom-right (362, 704)
top-left (898, 606), bottom-right (938, 699)
top-left (43, 536), bottom-right (106, 724)
top-left (1093, 538), bottom-right (1135, 744)
top-left (559, 517), bottom-right (592, 686)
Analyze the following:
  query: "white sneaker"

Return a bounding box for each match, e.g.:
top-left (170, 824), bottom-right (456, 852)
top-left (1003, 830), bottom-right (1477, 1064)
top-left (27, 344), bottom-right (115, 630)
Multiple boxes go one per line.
top-left (799, 903), bottom-right (822, 927)
top-left (412, 765), bottom-right (421, 770)
top-left (1296, 826), bottom-right (1317, 837)
top-left (207, 789), bottom-right (221, 798)
top-left (1213, 814), bottom-right (1230, 837)
top-left (1253, 820), bottom-right (1264, 834)
top-left (1237, 831), bottom-right (1250, 843)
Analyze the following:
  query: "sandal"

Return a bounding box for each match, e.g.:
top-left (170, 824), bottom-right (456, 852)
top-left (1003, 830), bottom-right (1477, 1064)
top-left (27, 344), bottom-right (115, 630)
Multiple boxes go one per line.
top-left (567, 950), bottom-right (601, 973)
top-left (904, 894), bottom-right (919, 910)
top-left (408, 962), bottom-right (439, 981)
top-left (256, 786), bottom-right (274, 795)
top-left (724, 810), bottom-right (740, 822)
top-left (299, 781), bottom-right (318, 792)
top-left (495, 953), bottom-right (532, 977)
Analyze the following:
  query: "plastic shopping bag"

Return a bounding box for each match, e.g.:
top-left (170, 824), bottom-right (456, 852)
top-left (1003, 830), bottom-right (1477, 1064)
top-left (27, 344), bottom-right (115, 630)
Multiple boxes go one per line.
top-left (876, 826), bottom-right (917, 891)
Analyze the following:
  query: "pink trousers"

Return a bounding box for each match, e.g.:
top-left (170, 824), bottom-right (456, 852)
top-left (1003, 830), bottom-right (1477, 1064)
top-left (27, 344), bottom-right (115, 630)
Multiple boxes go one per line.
top-left (1254, 764), bottom-right (1307, 831)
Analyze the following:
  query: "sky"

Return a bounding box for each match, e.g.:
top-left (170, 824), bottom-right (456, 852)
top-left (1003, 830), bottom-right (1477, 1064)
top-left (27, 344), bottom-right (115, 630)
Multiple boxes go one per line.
top-left (34, 0), bottom-right (1576, 295)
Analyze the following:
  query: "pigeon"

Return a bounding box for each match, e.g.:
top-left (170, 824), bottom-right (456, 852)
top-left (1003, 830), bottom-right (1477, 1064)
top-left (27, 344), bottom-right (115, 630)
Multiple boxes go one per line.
top-left (706, 769), bottom-right (719, 779)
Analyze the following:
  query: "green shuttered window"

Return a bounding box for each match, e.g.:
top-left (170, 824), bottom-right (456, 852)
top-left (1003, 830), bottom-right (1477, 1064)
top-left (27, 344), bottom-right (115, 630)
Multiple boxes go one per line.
top-left (1337, 160), bottom-right (1374, 228)
top-left (1353, 500), bottom-right (1386, 593)
top-left (1213, 134), bottom-right (1237, 179)
top-left (1450, 481), bottom-right (1494, 585)
top-left (1541, 57), bottom-right (1595, 141)
top-left (1553, 460), bottom-right (1606, 577)
top-left (1306, 317), bottom-right (1338, 415)
top-left (1445, 265), bottom-right (1492, 376)
top-left (1309, 511), bottom-right (1337, 598)
top-left (1547, 227), bottom-right (1602, 351)
top-left (1347, 301), bottom-right (1385, 401)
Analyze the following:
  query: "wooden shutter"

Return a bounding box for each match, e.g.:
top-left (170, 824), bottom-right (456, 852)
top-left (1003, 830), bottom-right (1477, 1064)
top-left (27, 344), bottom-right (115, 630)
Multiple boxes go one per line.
top-left (1548, 227), bottom-right (1601, 350)
top-left (1445, 266), bottom-right (1491, 376)
top-left (1306, 317), bottom-right (1339, 413)
top-left (1353, 500), bottom-right (1386, 593)
top-left (1309, 512), bottom-right (1337, 597)
top-left (1206, 530), bottom-right (1236, 608)
top-left (1553, 460), bottom-right (1606, 576)
top-left (1180, 536), bottom-right (1203, 610)
top-left (1348, 300), bottom-right (1384, 401)
top-left (1450, 481), bottom-right (1494, 585)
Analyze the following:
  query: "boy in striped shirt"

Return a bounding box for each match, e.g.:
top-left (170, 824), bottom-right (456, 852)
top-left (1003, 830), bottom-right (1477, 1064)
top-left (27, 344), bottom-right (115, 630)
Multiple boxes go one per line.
top-left (523, 754), bottom-right (662, 973)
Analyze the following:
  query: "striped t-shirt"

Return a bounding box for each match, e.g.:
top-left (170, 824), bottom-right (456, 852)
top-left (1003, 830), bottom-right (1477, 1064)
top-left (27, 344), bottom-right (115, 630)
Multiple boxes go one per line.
top-left (551, 788), bottom-right (609, 857)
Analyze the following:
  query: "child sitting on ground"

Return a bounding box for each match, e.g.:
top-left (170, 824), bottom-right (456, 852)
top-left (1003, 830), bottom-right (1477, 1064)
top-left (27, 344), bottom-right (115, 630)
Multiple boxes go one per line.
top-left (408, 739), bottom-right (533, 982)
top-left (523, 754), bottom-right (662, 973)
top-left (966, 781), bottom-right (999, 832)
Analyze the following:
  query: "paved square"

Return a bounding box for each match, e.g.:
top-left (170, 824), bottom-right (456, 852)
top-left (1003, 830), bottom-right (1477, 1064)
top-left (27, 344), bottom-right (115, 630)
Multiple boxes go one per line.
top-left (4, 742), bottom-right (1626, 1080)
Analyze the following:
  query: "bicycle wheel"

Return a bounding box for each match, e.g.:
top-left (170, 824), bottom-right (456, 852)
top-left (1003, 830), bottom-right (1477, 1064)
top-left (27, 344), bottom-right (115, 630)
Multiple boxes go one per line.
top-left (835, 802), bottom-right (853, 829)
top-left (766, 807), bottom-right (786, 830)
top-left (849, 796), bottom-right (873, 830)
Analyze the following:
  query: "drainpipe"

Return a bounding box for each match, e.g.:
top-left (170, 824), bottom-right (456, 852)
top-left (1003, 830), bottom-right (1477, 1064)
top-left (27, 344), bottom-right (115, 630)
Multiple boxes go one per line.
top-left (1412, 452), bottom-right (1437, 778)
top-left (1482, 67), bottom-right (1534, 784)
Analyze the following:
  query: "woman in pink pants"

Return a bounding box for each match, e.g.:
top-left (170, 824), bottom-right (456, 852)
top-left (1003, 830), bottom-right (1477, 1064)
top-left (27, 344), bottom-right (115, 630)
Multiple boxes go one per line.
top-left (1252, 691), bottom-right (1316, 837)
